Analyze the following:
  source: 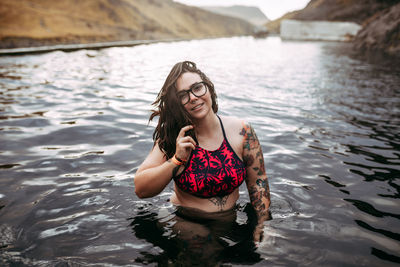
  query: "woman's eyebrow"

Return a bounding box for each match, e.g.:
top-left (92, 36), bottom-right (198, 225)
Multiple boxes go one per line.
top-left (186, 81), bottom-right (202, 90)
top-left (177, 81), bottom-right (202, 92)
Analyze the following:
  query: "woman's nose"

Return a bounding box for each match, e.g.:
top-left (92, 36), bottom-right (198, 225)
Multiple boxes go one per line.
top-left (188, 91), bottom-right (198, 102)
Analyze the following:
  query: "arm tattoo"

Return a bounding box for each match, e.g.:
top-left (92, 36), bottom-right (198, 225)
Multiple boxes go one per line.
top-left (249, 185), bottom-right (268, 218)
top-left (240, 123), bottom-right (260, 151)
top-left (253, 158), bottom-right (266, 175)
top-left (241, 122), bottom-right (270, 219)
top-left (243, 154), bottom-right (254, 167)
top-left (208, 195), bottom-right (229, 211)
top-left (256, 178), bottom-right (270, 200)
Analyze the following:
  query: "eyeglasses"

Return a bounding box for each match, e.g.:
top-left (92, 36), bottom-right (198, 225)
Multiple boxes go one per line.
top-left (176, 81), bottom-right (208, 105)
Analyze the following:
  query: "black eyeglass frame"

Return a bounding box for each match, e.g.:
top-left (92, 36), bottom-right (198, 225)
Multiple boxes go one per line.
top-left (176, 81), bottom-right (208, 105)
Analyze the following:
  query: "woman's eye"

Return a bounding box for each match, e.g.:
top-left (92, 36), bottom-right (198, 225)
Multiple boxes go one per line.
top-left (193, 85), bottom-right (202, 92)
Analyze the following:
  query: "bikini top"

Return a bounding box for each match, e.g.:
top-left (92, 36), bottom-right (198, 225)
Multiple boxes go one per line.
top-left (173, 116), bottom-right (246, 198)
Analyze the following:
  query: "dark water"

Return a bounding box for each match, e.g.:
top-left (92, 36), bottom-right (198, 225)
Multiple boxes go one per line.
top-left (1, 37), bottom-right (399, 266)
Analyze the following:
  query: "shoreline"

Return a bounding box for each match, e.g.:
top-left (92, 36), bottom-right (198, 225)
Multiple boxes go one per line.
top-left (0, 38), bottom-right (188, 56)
top-left (0, 34), bottom-right (353, 56)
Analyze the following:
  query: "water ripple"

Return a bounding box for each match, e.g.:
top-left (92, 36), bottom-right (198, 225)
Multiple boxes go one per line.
top-left (0, 37), bottom-right (399, 266)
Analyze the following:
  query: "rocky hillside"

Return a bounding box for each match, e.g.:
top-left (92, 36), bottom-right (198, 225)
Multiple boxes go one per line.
top-left (200, 5), bottom-right (269, 26)
top-left (289, 0), bottom-right (396, 24)
top-left (266, 0), bottom-right (400, 56)
top-left (0, 0), bottom-right (254, 48)
top-left (353, 3), bottom-right (400, 56)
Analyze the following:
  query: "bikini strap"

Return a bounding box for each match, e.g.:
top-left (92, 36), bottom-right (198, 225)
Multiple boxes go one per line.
top-left (216, 115), bottom-right (227, 140)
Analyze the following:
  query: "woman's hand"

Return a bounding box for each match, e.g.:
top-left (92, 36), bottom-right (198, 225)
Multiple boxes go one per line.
top-left (175, 125), bottom-right (196, 161)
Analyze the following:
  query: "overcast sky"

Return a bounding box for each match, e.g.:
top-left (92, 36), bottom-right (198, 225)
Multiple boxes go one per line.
top-left (174, 0), bottom-right (311, 20)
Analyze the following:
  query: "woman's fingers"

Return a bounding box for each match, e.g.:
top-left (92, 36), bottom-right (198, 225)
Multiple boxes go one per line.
top-left (176, 125), bottom-right (196, 159)
top-left (177, 125), bottom-right (194, 139)
top-left (177, 136), bottom-right (196, 151)
top-left (177, 136), bottom-right (196, 146)
top-left (179, 142), bottom-right (196, 150)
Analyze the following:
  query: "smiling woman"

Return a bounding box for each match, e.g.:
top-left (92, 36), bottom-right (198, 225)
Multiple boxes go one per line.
top-left (133, 61), bottom-right (271, 245)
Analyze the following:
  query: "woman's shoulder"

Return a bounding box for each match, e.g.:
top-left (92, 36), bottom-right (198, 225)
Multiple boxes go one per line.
top-left (219, 115), bottom-right (248, 136)
top-left (220, 115), bottom-right (245, 126)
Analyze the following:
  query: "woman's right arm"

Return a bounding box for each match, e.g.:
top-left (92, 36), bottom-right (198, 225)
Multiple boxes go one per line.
top-left (134, 142), bottom-right (180, 198)
top-left (134, 125), bottom-right (195, 198)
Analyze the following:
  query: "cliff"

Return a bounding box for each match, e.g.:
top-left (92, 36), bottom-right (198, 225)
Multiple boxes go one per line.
top-left (353, 3), bottom-right (400, 56)
top-left (0, 0), bottom-right (254, 49)
top-left (289, 0), bottom-right (395, 24)
top-left (266, 0), bottom-right (400, 56)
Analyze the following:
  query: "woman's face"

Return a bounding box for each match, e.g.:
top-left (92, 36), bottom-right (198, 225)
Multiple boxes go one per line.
top-left (176, 72), bottom-right (212, 121)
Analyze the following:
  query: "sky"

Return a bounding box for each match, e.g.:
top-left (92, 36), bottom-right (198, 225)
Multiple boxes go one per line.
top-left (174, 0), bottom-right (311, 20)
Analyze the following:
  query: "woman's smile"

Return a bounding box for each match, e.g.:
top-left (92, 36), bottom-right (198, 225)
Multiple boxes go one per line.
top-left (191, 102), bottom-right (204, 111)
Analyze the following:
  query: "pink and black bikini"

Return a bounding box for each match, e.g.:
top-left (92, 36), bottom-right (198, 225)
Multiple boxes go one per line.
top-left (173, 116), bottom-right (246, 198)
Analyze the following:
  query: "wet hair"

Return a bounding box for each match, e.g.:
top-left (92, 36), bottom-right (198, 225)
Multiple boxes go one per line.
top-left (150, 61), bottom-right (218, 159)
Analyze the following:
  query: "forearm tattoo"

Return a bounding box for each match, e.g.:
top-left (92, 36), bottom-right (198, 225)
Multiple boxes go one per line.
top-left (256, 178), bottom-right (270, 197)
top-left (208, 195), bottom-right (229, 210)
top-left (241, 123), bottom-right (270, 219)
top-left (249, 185), bottom-right (268, 218)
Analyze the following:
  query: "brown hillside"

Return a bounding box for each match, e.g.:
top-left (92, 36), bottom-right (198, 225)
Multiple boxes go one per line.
top-left (265, 0), bottom-right (400, 56)
top-left (266, 0), bottom-right (397, 34)
top-left (0, 0), bottom-right (254, 48)
top-left (290, 0), bottom-right (396, 24)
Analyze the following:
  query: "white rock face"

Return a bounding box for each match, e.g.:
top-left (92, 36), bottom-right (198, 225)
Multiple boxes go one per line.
top-left (281, 20), bottom-right (362, 42)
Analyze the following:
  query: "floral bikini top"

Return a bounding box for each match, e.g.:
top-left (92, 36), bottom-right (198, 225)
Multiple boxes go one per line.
top-left (173, 116), bottom-right (246, 198)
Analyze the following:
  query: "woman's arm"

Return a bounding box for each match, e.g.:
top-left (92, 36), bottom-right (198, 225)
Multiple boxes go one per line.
top-left (240, 122), bottom-right (271, 242)
top-left (134, 125), bottom-right (196, 198)
top-left (134, 142), bottom-right (181, 198)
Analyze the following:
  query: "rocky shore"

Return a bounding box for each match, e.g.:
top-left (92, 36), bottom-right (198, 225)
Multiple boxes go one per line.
top-left (266, 0), bottom-right (400, 56)
top-left (353, 3), bottom-right (400, 56)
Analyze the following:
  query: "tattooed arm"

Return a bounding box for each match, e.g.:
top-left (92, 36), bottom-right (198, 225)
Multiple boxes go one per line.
top-left (240, 122), bottom-right (271, 242)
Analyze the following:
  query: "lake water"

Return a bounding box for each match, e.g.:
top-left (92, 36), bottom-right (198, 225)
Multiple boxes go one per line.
top-left (0, 36), bottom-right (399, 266)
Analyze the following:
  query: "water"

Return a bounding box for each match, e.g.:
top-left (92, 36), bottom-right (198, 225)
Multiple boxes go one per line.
top-left (0, 37), bottom-right (399, 266)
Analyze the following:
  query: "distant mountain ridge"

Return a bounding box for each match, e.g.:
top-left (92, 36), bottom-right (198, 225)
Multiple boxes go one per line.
top-left (0, 0), bottom-right (254, 48)
top-left (200, 5), bottom-right (269, 26)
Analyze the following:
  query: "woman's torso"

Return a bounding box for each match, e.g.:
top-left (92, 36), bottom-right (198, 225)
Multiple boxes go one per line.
top-left (170, 116), bottom-right (245, 212)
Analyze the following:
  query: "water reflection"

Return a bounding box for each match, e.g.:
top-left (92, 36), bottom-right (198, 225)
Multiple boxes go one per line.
top-left (0, 37), bottom-right (399, 265)
top-left (129, 203), bottom-right (261, 266)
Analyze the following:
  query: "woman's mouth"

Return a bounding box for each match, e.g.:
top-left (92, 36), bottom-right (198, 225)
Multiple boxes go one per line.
top-left (191, 103), bottom-right (204, 111)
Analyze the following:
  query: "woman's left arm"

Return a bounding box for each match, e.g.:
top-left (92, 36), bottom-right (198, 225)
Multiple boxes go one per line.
top-left (240, 122), bottom-right (271, 243)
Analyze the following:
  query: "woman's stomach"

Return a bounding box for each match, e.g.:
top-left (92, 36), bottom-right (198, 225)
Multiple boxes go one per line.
top-left (170, 184), bottom-right (240, 213)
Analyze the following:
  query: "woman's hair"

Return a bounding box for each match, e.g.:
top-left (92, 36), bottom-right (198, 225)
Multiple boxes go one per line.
top-left (150, 61), bottom-right (218, 159)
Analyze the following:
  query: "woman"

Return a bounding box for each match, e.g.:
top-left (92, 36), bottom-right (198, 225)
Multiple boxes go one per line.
top-left (134, 61), bottom-right (270, 242)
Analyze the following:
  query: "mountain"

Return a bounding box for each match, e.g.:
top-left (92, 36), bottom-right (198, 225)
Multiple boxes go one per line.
top-left (200, 5), bottom-right (269, 26)
top-left (0, 0), bottom-right (254, 48)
